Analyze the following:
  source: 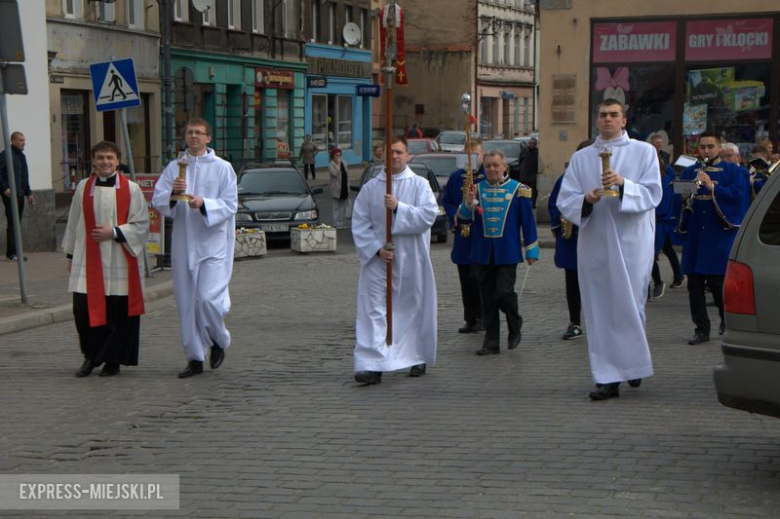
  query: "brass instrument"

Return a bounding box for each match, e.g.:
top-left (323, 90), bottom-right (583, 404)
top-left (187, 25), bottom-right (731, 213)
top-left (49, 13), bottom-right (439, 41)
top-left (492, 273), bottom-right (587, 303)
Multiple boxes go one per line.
top-left (171, 158), bottom-right (193, 202)
top-left (459, 93), bottom-right (474, 238)
top-left (595, 144), bottom-right (620, 198)
top-left (684, 156), bottom-right (710, 213)
top-left (768, 159), bottom-right (780, 176)
top-left (561, 217), bottom-right (574, 239)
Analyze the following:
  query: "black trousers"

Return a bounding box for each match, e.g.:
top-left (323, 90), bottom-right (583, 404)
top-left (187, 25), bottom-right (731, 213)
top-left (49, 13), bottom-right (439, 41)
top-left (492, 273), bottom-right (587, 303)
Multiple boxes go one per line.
top-left (474, 262), bottom-right (521, 350)
top-left (303, 163), bottom-right (316, 180)
top-left (652, 237), bottom-right (682, 284)
top-left (73, 293), bottom-right (140, 366)
top-left (2, 194), bottom-right (24, 258)
top-left (687, 274), bottom-right (724, 335)
top-left (565, 268), bottom-right (581, 326)
top-left (457, 264), bottom-right (482, 324)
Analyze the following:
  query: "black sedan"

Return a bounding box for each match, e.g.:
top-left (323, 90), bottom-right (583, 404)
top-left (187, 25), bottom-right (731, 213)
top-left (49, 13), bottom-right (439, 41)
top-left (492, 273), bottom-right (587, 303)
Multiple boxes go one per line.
top-left (351, 163), bottom-right (449, 243)
top-left (482, 140), bottom-right (526, 180)
top-left (235, 164), bottom-right (323, 239)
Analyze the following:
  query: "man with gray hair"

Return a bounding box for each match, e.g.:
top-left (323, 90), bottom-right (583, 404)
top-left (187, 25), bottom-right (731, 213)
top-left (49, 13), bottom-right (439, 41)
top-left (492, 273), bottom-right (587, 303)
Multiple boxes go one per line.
top-left (720, 142), bottom-right (742, 165)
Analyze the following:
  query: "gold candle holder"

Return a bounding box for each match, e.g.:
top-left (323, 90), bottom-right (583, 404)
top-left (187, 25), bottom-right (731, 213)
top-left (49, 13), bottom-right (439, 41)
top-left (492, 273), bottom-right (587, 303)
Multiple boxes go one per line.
top-left (595, 144), bottom-right (620, 198)
top-left (171, 160), bottom-right (193, 202)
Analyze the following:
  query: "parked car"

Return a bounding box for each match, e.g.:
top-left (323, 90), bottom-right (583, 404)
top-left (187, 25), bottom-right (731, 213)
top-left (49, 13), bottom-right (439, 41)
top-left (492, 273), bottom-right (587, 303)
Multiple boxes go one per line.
top-left (483, 140), bottom-right (526, 180)
top-left (713, 171), bottom-right (780, 418)
top-left (234, 164), bottom-right (323, 239)
top-left (351, 162), bottom-right (449, 243)
top-left (437, 130), bottom-right (478, 153)
top-left (409, 152), bottom-right (480, 190)
top-left (406, 138), bottom-right (441, 157)
top-left (514, 132), bottom-right (539, 147)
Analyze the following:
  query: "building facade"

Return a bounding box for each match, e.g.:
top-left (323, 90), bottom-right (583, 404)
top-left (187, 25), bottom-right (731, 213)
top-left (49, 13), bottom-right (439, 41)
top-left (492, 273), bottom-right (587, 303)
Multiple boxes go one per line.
top-left (46, 0), bottom-right (162, 191)
top-left (539, 0), bottom-right (780, 182)
top-left (1, 0), bottom-right (54, 252)
top-left (302, 0), bottom-right (373, 167)
top-left (168, 0), bottom-right (307, 168)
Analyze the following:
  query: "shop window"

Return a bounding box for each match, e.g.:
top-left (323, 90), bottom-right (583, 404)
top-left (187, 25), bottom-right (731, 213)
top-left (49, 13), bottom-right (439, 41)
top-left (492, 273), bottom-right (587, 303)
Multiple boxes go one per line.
top-left (683, 63), bottom-right (772, 156)
top-left (277, 90), bottom-right (292, 158)
top-left (61, 90), bottom-right (91, 191)
top-left (590, 65), bottom-right (676, 151)
top-left (336, 96), bottom-right (353, 150)
top-left (312, 94), bottom-right (328, 148)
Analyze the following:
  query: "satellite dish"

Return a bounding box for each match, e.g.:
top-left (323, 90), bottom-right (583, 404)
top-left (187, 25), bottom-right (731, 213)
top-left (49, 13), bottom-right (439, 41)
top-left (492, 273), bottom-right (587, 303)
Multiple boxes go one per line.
top-left (192, 0), bottom-right (213, 13)
top-left (342, 22), bottom-right (362, 46)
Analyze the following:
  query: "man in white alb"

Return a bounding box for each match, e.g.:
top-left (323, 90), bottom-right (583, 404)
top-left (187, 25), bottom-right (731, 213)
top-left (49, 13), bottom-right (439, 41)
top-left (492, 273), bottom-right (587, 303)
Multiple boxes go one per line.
top-left (152, 118), bottom-right (237, 378)
top-left (557, 99), bottom-right (662, 400)
top-left (351, 136), bottom-right (439, 385)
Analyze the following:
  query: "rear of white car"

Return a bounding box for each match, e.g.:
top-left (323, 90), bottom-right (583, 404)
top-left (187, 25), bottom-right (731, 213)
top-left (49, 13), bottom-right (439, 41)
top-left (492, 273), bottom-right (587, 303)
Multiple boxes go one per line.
top-left (713, 172), bottom-right (780, 418)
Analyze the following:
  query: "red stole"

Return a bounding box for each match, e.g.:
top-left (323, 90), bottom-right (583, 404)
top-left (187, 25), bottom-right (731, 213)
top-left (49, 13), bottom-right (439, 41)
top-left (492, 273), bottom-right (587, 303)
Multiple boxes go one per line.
top-left (82, 173), bottom-right (145, 327)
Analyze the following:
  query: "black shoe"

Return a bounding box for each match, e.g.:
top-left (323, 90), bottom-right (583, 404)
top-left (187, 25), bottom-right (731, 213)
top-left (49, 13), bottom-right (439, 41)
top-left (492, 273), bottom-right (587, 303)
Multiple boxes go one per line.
top-left (178, 360), bottom-right (204, 378)
top-left (476, 347), bottom-right (500, 356)
top-left (99, 363), bottom-right (120, 377)
top-left (210, 344), bottom-right (225, 369)
top-left (458, 321), bottom-right (481, 333)
top-left (688, 332), bottom-right (710, 345)
top-left (670, 276), bottom-right (684, 288)
top-left (354, 371), bottom-right (382, 385)
top-left (628, 379), bottom-right (642, 388)
top-left (507, 333), bottom-right (521, 350)
top-left (719, 321), bottom-right (725, 335)
top-left (562, 323), bottom-right (583, 340)
top-left (472, 321), bottom-right (485, 332)
top-left (589, 383), bottom-right (620, 401)
top-left (652, 282), bottom-right (666, 299)
top-left (409, 364), bottom-right (426, 377)
top-left (75, 359), bottom-right (96, 378)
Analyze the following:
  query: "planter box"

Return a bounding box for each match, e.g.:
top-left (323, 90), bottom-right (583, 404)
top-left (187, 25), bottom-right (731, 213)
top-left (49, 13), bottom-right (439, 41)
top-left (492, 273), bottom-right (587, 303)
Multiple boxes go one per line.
top-left (234, 231), bottom-right (267, 259)
top-left (291, 228), bottom-right (337, 253)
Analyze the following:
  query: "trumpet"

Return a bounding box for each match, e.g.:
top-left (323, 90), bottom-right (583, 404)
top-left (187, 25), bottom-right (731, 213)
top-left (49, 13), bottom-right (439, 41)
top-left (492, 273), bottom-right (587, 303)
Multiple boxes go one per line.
top-left (684, 156), bottom-right (710, 213)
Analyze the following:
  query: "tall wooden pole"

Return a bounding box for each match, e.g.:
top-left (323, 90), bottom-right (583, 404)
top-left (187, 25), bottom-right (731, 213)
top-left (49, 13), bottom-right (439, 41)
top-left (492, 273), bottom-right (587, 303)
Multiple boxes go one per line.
top-left (382, 0), bottom-right (398, 346)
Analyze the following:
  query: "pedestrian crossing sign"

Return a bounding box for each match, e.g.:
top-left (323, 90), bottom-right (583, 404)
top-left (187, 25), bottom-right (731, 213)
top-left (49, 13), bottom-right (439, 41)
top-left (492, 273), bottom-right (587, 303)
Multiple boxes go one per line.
top-left (89, 58), bottom-right (141, 112)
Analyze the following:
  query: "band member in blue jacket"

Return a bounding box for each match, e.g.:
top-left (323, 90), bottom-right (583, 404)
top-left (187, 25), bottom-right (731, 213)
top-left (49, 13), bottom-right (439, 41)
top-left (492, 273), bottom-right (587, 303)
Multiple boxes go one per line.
top-left (458, 149), bottom-right (539, 355)
top-left (678, 131), bottom-right (749, 345)
top-left (650, 156), bottom-right (682, 298)
top-left (442, 140), bottom-right (485, 334)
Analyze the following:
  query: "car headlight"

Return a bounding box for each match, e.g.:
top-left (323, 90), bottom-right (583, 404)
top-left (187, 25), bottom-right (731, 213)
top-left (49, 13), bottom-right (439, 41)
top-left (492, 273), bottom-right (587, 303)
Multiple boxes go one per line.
top-left (295, 210), bottom-right (317, 220)
top-left (235, 213), bottom-right (253, 222)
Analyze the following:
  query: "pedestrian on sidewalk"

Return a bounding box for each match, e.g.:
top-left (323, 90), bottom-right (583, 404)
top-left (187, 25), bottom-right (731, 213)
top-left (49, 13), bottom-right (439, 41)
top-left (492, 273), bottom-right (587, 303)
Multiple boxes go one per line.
top-left (62, 141), bottom-right (149, 378)
top-left (299, 134), bottom-right (318, 181)
top-left (1, 131), bottom-right (34, 262)
top-left (457, 149), bottom-right (539, 356)
top-left (557, 99), bottom-right (661, 401)
top-left (352, 136), bottom-right (439, 385)
top-left (328, 147), bottom-right (349, 229)
top-left (152, 118), bottom-right (237, 379)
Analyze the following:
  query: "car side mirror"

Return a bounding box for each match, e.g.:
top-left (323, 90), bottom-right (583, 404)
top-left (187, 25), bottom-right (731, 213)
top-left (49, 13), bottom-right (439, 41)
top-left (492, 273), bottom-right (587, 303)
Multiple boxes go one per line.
top-left (311, 187), bottom-right (323, 195)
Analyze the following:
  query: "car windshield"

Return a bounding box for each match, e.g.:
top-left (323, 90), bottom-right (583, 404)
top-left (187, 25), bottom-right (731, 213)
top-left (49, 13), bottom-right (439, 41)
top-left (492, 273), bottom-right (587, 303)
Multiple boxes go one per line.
top-left (484, 142), bottom-right (521, 160)
top-left (411, 157), bottom-right (457, 178)
top-left (407, 140), bottom-right (430, 154)
top-left (238, 169), bottom-right (307, 195)
top-left (365, 165), bottom-right (438, 192)
top-left (439, 132), bottom-right (465, 145)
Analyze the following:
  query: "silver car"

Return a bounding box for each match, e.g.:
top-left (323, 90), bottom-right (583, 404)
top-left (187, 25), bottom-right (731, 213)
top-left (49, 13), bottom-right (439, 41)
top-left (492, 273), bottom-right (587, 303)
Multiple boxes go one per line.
top-left (713, 171), bottom-right (780, 418)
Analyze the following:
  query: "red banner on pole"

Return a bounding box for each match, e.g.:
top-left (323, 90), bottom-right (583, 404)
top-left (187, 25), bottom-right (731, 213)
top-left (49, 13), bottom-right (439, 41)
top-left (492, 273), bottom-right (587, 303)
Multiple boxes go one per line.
top-left (379, 4), bottom-right (408, 86)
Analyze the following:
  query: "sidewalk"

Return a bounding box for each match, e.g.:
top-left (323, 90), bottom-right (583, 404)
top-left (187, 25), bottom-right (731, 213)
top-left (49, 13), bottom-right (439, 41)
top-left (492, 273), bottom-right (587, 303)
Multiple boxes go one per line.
top-left (0, 252), bottom-right (173, 336)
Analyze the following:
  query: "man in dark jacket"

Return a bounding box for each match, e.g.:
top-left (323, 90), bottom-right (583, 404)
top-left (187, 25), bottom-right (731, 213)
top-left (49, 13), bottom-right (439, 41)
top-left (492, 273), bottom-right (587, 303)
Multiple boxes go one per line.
top-left (518, 138), bottom-right (539, 208)
top-left (1, 132), bottom-right (34, 261)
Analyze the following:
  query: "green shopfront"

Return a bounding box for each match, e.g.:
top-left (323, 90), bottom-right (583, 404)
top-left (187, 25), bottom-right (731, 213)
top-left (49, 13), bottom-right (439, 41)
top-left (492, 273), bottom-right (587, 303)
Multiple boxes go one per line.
top-left (169, 49), bottom-right (306, 168)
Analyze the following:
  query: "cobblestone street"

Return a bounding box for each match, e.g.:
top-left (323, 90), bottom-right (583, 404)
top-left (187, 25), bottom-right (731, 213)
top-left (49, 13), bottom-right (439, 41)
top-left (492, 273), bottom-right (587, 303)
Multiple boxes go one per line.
top-left (1, 241), bottom-right (778, 518)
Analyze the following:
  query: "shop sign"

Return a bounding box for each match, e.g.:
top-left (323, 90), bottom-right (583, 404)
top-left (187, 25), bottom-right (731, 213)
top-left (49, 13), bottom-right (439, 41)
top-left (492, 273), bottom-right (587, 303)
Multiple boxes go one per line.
top-left (307, 76), bottom-right (328, 88)
top-left (686, 18), bottom-right (773, 61)
top-left (593, 21), bottom-right (676, 63)
top-left (356, 84), bottom-right (380, 97)
top-left (135, 175), bottom-right (164, 256)
top-left (255, 68), bottom-right (295, 89)
top-left (307, 57), bottom-right (372, 79)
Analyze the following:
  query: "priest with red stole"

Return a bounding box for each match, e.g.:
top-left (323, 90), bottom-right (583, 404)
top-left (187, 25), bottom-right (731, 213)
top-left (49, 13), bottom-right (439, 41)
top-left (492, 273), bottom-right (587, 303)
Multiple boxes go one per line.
top-left (62, 141), bottom-right (149, 377)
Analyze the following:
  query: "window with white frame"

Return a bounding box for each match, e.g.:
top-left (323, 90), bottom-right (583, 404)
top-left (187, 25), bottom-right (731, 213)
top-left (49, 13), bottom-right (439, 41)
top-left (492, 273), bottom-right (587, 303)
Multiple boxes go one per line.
top-left (128, 0), bottom-right (145, 29)
top-left (524, 30), bottom-right (531, 67)
top-left (492, 32), bottom-right (500, 65)
top-left (203, 4), bottom-right (215, 26)
top-left (311, 0), bottom-right (319, 41)
top-left (252, 0), bottom-right (264, 33)
top-left (97, 1), bottom-right (115, 23)
top-left (504, 30), bottom-right (511, 65)
top-left (328, 3), bottom-right (335, 44)
top-left (228, 0), bottom-right (241, 30)
top-left (174, 0), bottom-right (189, 22)
top-left (281, 0), bottom-right (288, 37)
top-left (63, 0), bottom-right (83, 19)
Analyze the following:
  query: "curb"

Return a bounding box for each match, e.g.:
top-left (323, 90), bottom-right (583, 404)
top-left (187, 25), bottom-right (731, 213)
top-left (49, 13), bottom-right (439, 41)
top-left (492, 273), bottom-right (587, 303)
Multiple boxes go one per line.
top-left (0, 281), bottom-right (175, 337)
